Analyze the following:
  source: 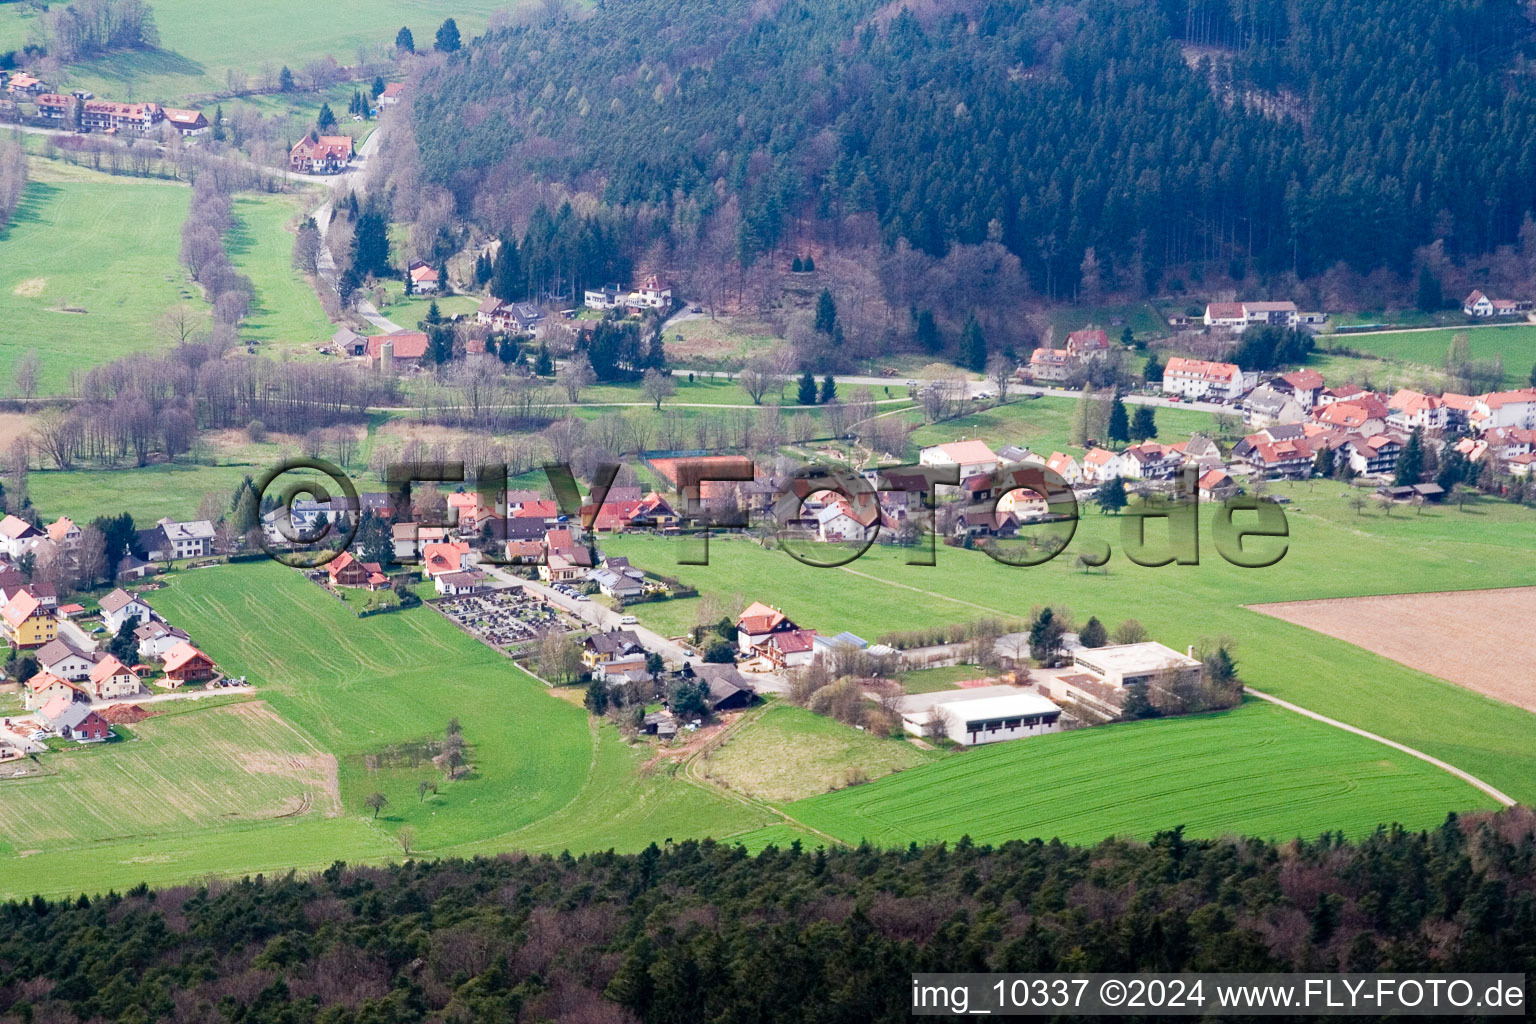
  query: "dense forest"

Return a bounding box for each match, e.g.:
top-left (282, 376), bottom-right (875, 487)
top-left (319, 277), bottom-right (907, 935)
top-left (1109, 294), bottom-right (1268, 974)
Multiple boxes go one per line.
top-left (2, 811), bottom-right (1534, 1023)
top-left (409, 0), bottom-right (1536, 308)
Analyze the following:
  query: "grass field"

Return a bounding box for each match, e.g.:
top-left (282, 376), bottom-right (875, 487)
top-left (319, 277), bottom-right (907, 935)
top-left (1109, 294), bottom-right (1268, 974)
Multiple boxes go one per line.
top-left (0, 560), bottom-right (775, 898)
top-left (605, 477), bottom-right (1536, 810)
top-left (906, 395), bottom-right (1231, 457)
top-left (0, 700), bottom-right (339, 859)
top-left (3, 2), bottom-right (529, 105)
top-left (1046, 302), bottom-right (1165, 340)
top-left (0, 169), bottom-right (200, 395)
top-left (1323, 324), bottom-right (1536, 388)
top-left (699, 703), bottom-right (935, 802)
top-left (900, 665), bottom-right (994, 693)
top-left (786, 701), bottom-right (1500, 846)
top-left (29, 460), bottom-right (276, 524)
top-left (227, 192), bottom-right (334, 347)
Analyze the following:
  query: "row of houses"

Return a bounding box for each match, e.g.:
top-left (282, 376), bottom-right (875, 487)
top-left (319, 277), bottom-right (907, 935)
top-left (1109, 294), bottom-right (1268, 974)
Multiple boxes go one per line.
top-left (1202, 300), bottom-right (1327, 332)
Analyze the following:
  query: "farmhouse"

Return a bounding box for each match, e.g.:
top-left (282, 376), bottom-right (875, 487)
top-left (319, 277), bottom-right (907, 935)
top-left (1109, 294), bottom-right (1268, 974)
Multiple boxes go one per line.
top-left (45, 517), bottom-right (81, 550)
top-left (1463, 289), bottom-right (1530, 318)
top-left (407, 260), bottom-right (439, 292)
top-left (1026, 327), bottom-right (1111, 382)
top-left (759, 628), bottom-right (818, 669)
top-left (1162, 357), bottom-right (1244, 401)
top-left (161, 642), bottom-right (215, 686)
top-left (905, 691), bottom-right (1062, 746)
top-left (379, 82), bottom-right (405, 105)
top-left (364, 331), bottom-right (430, 369)
top-left (163, 107), bottom-right (209, 136)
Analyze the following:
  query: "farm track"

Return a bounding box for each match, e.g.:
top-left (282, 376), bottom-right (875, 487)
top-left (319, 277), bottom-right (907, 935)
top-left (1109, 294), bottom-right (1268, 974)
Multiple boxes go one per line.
top-left (1243, 687), bottom-right (1516, 808)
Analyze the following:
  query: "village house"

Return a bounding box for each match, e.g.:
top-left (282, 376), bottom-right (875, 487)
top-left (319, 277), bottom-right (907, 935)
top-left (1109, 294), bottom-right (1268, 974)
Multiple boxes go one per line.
top-left (1314, 395), bottom-right (1389, 436)
top-left (84, 654), bottom-right (141, 701)
top-left (379, 82), bottom-right (405, 105)
top-left (1026, 327), bottom-right (1111, 382)
top-left (583, 629), bottom-right (646, 669)
top-left (289, 134), bottom-right (354, 174)
top-left (407, 260), bottom-right (440, 292)
top-left (1232, 431), bottom-right (1314, 478)
top-left (758, 629), bottom-right (818, 669)
top-left (1442, 393), bottom-right (1479, 433)
top-left (326, 551), bottom-right (388, 589)
top-left (1344, 434), bottom-right (1406, 477)
top-left (1203, 300), bottom-right (1304, 330)
top-left (99, 588), bottom-right (154, 633)
top-left (587, 566), bottom-right (644, 601)
top-left (691, 664), bottom-right (759, 713)
top-left (919, 439), bottom-right (1001, 481)
top-left (435, 569), bottom-right (488, 596)
top-left (583, 284), bottom-right (626, 310)
top-left (1243, 386), bottom-right (1305, 428)
top-left (1198, 468), bottom-right (1238, 502)
top-left (1387, 389), bottom-right (1447, 432)
top-left (155, 519), bottom-right (216, 559)
top-left (134, 620), bottom-right (190, 661)
top-left (35, 640), bottom-right (96, 682)
top-left (735, 601), bottom-right (798, 655)
top-left (45, 517), bottom-right (82, 551)
top-left (1268, 369), bottom-right (1326, 410)
top-left (161, 642), bottom-right (215, 686)
top-left (1044, 451), bottom-right (1085, 487)
top-left (1471, 388), bottom-right (1536, 431)
top-left (6, 72), bottom-right (47, 96)
top-left (163, 107), bottom-right (209, 136)
top-left (421, 540), bottom-right (473, 579)
top-left (0, 515), bottom-right (40, 559)
top-left (626, 275), bottom-right (673, 311)
top-left (1080, 447), bottom-right (1124, 485)
top-left (1118, 443), bottom-right (1185, 481)
top-left (539, 529), bottom-right (592, 583)
top-left (41, 698), bottom-right (112, 743)
top-left (1, 591), bottom-right (55, 648)
top-left (1161, 357), bottom-right (1245, 402)
top-left (23, 672), bottom-right (81, 711)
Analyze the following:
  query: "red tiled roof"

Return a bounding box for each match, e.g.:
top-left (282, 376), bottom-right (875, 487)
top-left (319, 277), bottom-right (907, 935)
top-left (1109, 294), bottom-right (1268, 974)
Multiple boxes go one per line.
top-left (364, 332), bottom-right (429, 360)
top-left (1165, 357), bottom-right (1239, 381)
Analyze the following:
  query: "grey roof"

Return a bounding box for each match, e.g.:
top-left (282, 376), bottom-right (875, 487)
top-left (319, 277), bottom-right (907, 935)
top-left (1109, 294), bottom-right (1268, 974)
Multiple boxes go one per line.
top-left (35, 639), bottom-right (91, 667)
top-left (693, 664), bottom-right (754, 704)
top-left (45, 701), bottom-right (97, 732)
top-left (1262, 423), bottom-right (1307, 442)
top-left (98, 588), bottom-right (145, 615)
top-left (586, 629), bottom-right (643, 656)
top-left (133, 620), bottom-right (187, 642)
top-left (159, 520), bottom-right (215, 541)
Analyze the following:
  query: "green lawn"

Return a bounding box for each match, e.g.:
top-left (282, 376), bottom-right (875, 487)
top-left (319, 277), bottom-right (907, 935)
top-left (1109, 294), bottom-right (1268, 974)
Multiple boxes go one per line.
top-left (373, 281), bottom-right (480, 330)
top-left (900, 665), bottom-right (994, 693)
top-left (605, 478), bottom-right (1536, 809)
top-left (29, 460), bottom-right (277, 524)
top-left (1324, 324), bottom-right (1536, 388)
top-left (906, 395), bottom-right (1227, 458)
top-left (699, 703), bottom-right (936, 802)
top-left (787, 700), bottom-right (1499, 846)
top-left (0, 169), bottom-right (202, 395)
top-left (6, 2), bottom-right (533, 105)
top-left (1046, 302), bottom-right (1165, 341)
top-left (227, 192), bottom-right (334, 347)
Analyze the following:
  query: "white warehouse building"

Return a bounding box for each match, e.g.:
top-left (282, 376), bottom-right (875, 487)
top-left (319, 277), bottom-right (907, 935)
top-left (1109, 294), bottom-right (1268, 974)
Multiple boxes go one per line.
top-left (904, 691), bottom-right (1063, 747)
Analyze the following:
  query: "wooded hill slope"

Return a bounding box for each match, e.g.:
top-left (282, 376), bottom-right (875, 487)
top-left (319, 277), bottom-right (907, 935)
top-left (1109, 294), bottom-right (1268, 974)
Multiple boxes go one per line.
top-left (410, 0), bottom-right (1536, 300)
top-left (2, 812), bottom-right (1535, 1023)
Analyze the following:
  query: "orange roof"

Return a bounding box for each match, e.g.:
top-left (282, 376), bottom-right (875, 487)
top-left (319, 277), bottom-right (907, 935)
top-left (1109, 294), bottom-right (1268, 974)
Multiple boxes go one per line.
top-left (2, 590), bottom-right (42, 628)
top-left (422, 541), bottom-right (470, 574)
top-left (1198, 469), bottom-right (1233, 489)
top-left (25, 671), bottom-right (71, 694)
top-left (737, 600), bottom-right (788, 635)
top-left (364, 332), bottom-right (430, 360)
top-left (45, 517), bottom-right (76, 542)
top-left (162, 642), bottom-right (211, 673)
top-left (1165, 357), bottom-right (1239, 381)
top-left (511, 500), bottom-right (558, 519)
top-left (1388, 389), bottom-right (1441, 414)
top-left (89, 655), bottom-right (135, 685)
top-left (381, 82), bottom-right (405, 98)
top-left (1280, 370), bottom-right (1324, 391)
top-left (1481, 388), bottom-right (1536, 410)
top-left (409, 264), bottom-right (439, 284)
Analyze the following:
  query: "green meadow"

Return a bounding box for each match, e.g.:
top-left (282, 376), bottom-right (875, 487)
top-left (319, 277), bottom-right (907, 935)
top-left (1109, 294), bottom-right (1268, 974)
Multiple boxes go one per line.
top-left (2, 1), bottom-right (526, 105)
top-left (0, 166), bottom-right (201, 395)
top-left (906, 394), bottom-right (1232, 456)
top-left (1328, 323), bottom-right (1536, 386)
top-left (0, 560), bottom-right (775, 899)
top-left (787, 700), bottom-right (1499, 847)
top-left (227, 192), bottom-right (333, 347)
top-left (606, 477), bottom-right (1536, 808)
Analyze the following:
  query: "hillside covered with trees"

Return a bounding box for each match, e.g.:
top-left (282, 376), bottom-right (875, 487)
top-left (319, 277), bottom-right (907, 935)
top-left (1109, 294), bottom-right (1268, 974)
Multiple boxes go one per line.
top-left (407, 0), bottom-right (1536, 315)
top-left (2, 812), bottom-right (1535, 1023)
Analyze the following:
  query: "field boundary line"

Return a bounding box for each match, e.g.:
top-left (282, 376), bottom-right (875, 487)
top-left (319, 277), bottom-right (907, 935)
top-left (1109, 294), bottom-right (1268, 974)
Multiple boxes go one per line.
top-left (1244, 686), bottom-right (1516, 808)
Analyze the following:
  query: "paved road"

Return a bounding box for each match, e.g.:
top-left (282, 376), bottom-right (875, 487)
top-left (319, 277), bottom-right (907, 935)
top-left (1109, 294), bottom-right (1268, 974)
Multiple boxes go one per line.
top-left (1245, 686), bottom-right (1517, 808)
top-left (311, 129), bottom-right (406, 335)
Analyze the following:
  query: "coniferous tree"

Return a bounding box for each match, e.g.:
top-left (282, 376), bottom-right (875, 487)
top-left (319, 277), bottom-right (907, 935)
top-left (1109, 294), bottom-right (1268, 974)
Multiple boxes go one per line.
top-left (814, 289), bottom-right (837, 336)
top-left (211, 104), bottom-right (224, 141)
top-left (491, 237), bottom-right (523, 302)
top-left (1107, 394), bottom-right (1130, 444)
top-left (372, 75), bottom-right (386, 98)
top-left (1079, 616), bottom-right (1108, 648)
top-left (797, 370), bottom-right (817, 405)
top-left (961, 313), bottom-right (987, 373)
top-left (395, 26), bottom-right (414, 53)
top-left (349, 204), bottom-right (391, 280)
top-left (819, 374), bottom-right (836, 404)
top-left (1394, 428), bottom-right (1425, 486)
top-left (435, 17), bottom-right (461, 52)
top-left (1095, 476), bottom-right (1128, 514)
top-left (534, 347), bottom-right (553, 376)
top-left (1143, 351), bottom-right (1163, 383)
top-left (1130, 404), bottom-right (1157, 441)
top-left (278, 65), bottom-right (294, 92)
top-left (914, 308), bottom-right (941, 353)
top-left (317, 103), bottom-right (336, 132)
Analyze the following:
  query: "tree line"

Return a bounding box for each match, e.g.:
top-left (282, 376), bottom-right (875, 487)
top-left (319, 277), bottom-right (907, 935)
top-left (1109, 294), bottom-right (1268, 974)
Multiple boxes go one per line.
top-left (1, 810), bottom-right (1533, 1022)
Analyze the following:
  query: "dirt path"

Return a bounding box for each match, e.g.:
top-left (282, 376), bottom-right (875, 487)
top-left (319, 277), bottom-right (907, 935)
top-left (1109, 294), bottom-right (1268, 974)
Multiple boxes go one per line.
top-left (1243, 687), bottom-right (1516, 808)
